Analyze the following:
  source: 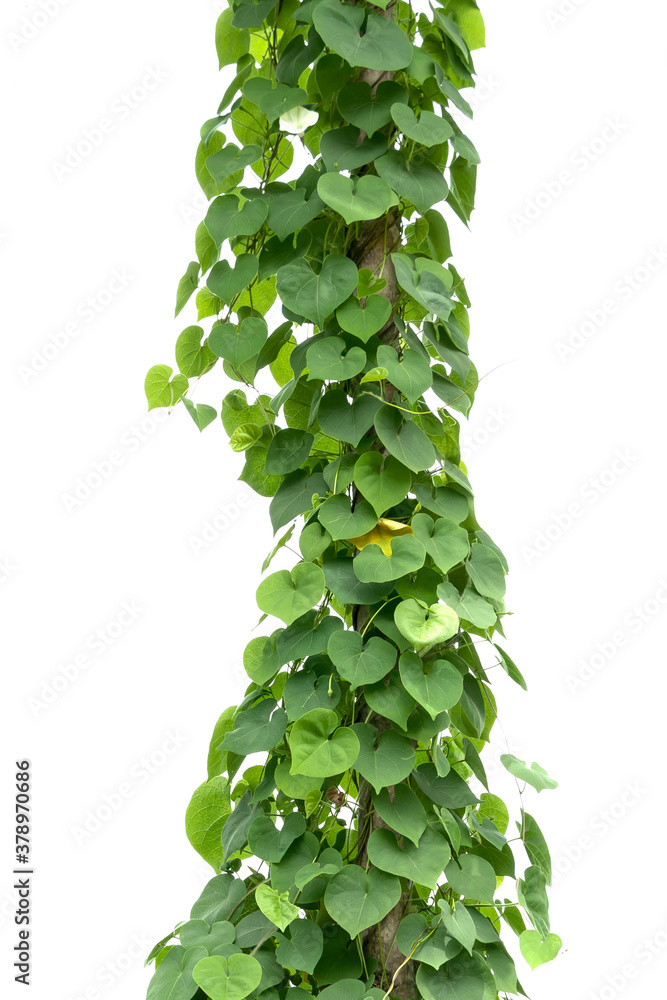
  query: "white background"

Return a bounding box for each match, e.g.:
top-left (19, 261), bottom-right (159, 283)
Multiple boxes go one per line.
top-left (2, 1), bottom-right (666, 998)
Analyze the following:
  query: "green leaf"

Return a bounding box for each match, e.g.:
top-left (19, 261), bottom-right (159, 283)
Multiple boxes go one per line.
top-left (229, 423), bottom-right (263, 452)
top-left (372, 784), bottom-right (427, 847)
top-left (207, 255), bottom-right (259, 305)
top-left (306, 338), bottom-right (367, 381)
top-left (215, 9), bottom-right (250, 68)
top-left (494, 643), bottom-right (527, 690)
top-left (376, 347), bottom-right (432, 404)
top-left (192, 953), bottom-right (263, 1000)
top-left (325, 866), bottom-right (402, 938)
top-left (519, 930), bottom-right (562, 970)
top-left (276, 920), bottom-right (324, 974)
top-left (205, 195), bottom-right (268, 248)
top-left (179, 920), bottom-right (236, 954)
top-left (323, 555), bottom-right (394, 606)
top-left (275, 762), bottom-right (322, 800)
top-left (395, 599), bottom-right (459, 646)
top-left (391, 105), bottom-right (453, 146)
top-left (317, 173), bottom-right (398, 225)
top-left (312, 1), bottom-right (413, 70)
top-left (221, 699), bottom-right (288, 754)
top-left (244, 77), bottom-right (308, 122)
top-left (206, 143), bottom-right (261, 185)
top-left (289, 708), bottom-right (360, 777)
top-left (300, 523), bottom-right (332, 562)
top-left (264, 428), bottom-right (314, 475)
top-left (255, 884), bottom-right (299, 932)
top-left (185, 777), bottom-right (231, 870)
top-left (368, 827), bottom-right (451, 889)
top-left (353, 534), bottom-right (426, 583)
top-left (353, 453), bottom-right (411, 516)
top-left (522, 812), bottom-right (552, 885)
top-left (392, 253), bottom-right (454, 320)
top-left (256, 563), bottom-right (325, 625)
top-left (320, 126), bottom-right (387, 172)
top-left (267, 189), bottom-right (324, 242)
top-left (376, 150), bottom-right (449, 214)
top-left (467, 543), bottom-right (506, 600)
top-left (328, 630), bottom-right (396, 688)
top-left (175, 326), bottom-right (217, 378)
top-left (445, 854), bottom-right (496, 902)
top-left (191, 875), bottom-right (247, 924)
top-left (248, 812), bottom-right (306, 863)
top-left (412, 763), bottom-right (478, 808)
top-left (277, 256), bottom-right (358, 327)
top-left (269, 470), bottom-right (327, 532)
top-left (175, 261), bottom-right (201, 317)
top-left (500, 755), bottom-right (558, 792)
top-left (364, 671), bottom-right (416, 729)
top-left (374, 404), bottom-right (437, 472)
top-left (438, 901), bottom-right (476, 955)
top-left (437, 583), bottom-right (496, 630)
top-left (351, 723), bottom-right (416, 793)
top-left (518, 866), bottom-right (550, 936)
top-left (318, 390), bottom-right (381, 447)
top-left (182, 398), bottom-right (217, 432)
top-left (283, 669), bottom-right (340, 721)
top-left (417, 952), bottom-right (496, 1000)
top-left (412, 513), bottom-right (469, 573)
top-left (145, 365), bottom-right (188, 410)
top-left (337, 80), bottom-right (408, 132)
top-left (147, 945), bottom-right (207, 1000)
top-left (210, 316), bottom-right (268, 369)
top-left (336, 294), bottom-right (392, 342)
top-left (222, 790), bottom-right (262, 861)
top-left (398, 652), bottom-right (463, 718)
top-left (318, 495), bottom-right (376, 541)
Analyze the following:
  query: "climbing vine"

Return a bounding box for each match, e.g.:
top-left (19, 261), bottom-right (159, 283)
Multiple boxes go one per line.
top-left (143, 1), bottom-right (561, 998)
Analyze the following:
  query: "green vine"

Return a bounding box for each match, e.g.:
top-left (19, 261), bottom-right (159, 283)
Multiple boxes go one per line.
top-left (143, 1), bottom-right (561, 998)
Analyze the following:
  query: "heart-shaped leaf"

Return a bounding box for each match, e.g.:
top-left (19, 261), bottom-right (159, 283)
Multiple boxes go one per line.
top-left (221, 700), bottom-right (287, 755)
top-left (318, 494), bottom-right (376, 540)
top-left (338, 80), bottom-right (409, 132)
top-left (437, 901), bottom-right (476, 955)
top-left (182, 398), bottom-right (217, 432)
top-left (179, 919), bottom-right (236, 954)
top-left (373, 785), bottom-right (427, 847)
top-left (398, 651), bottom-right (463, 719)
top-left (185, 777), bottom-right (231, 870)
top-left (277, 255), bottom-right (358, 327)
top-left (374, 404), bottom-right (436, 472)
top-left (248, 812), bottom-right (306, 863)
top-left (145, 365), bottom-right (188, 410)
top-left (376, 150), bottom-right (449, 214)
top-left (206, 142), bottom-right (262, 184)
top-left (376, 346), bottom-right (432, 403)
top-left (328, 630), bottom-right (396, 688)
top-left (313, 1), bottom-right (413, 70)
top-left (264, 428), bottom-right (314, 475)
top-left (353, 533), bottom-right (426, 583)
top-left (289, 708), bottom-right (360, 777)
top-left (207, 254), bottom-right (259, 304)
top-left (500, 755), bottom-right (558, 792)
top-left (306, 338), bottom-right (367, 381)
top-left (192, 953), bottom-right (263, 1000)
top-left (175, 260), bottom-right (200, 317)
top-left (390, 105), bottom-right (453, 146)
top-left (437, 582), bottom-right (497, 629)
top-left (209, 316), bottom-right (268, 369)
top-left (368, 827), bottom-right (451, 889)
top-left (445, 854), bottom-right (496, 902)
top-left (396, 912), bottom-right (462, 969)
top-left (325, 866), bottom-right (402, 938)
top-left (318, 390), bottom-right (381, 447)
top-left (255, 884), bottom-right (299, 931)
top-left (175, 326), bottom-right (217, 378)
top-left (351, 723), bottom-right (416, 793)
top-left (267, 189), bottom-right (325, 242)
top-left (467, 542), bottom-right (506, 600)
top-left (364, 671), bottom-right (416, 729)
top-left (244, 77), bottom-right (307, 121)
top-left (337, 293), bottom-right (392, 342)
top-left (256, 563), bottom-right (325, 625)
top-left (317, 173), bottom-right (398, 225)
top-left (353, 452), bottom-right (411, 516)
top-left (394, 599), bottom-right (459, 646)
top-left (519, 930), bottom-right (562, 970)
top-left (412, 513), bottom-right (470, 574)
top-left (320, 126), bottom-right (388, 172)
top-left (417, 952), bottom-right (495, 1000)
top-left (205, 195), bottom-right (268, 247)
top-left (147, 945), bottom-right (208, 1000)
top-left (275, 920), bottom-right (324, 974)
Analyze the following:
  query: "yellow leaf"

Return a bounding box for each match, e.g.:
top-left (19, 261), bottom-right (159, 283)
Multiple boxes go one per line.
top-left (349, 518), bottom-right (413, 556)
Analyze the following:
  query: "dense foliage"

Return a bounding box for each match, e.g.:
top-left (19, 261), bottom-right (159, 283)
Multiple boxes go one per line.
top-left (143, 1), bottom-right (561, 998)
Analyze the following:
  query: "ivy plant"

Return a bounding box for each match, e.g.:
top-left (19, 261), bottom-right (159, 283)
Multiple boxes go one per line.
top-left (143, 1), bottom-right (561, 998)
